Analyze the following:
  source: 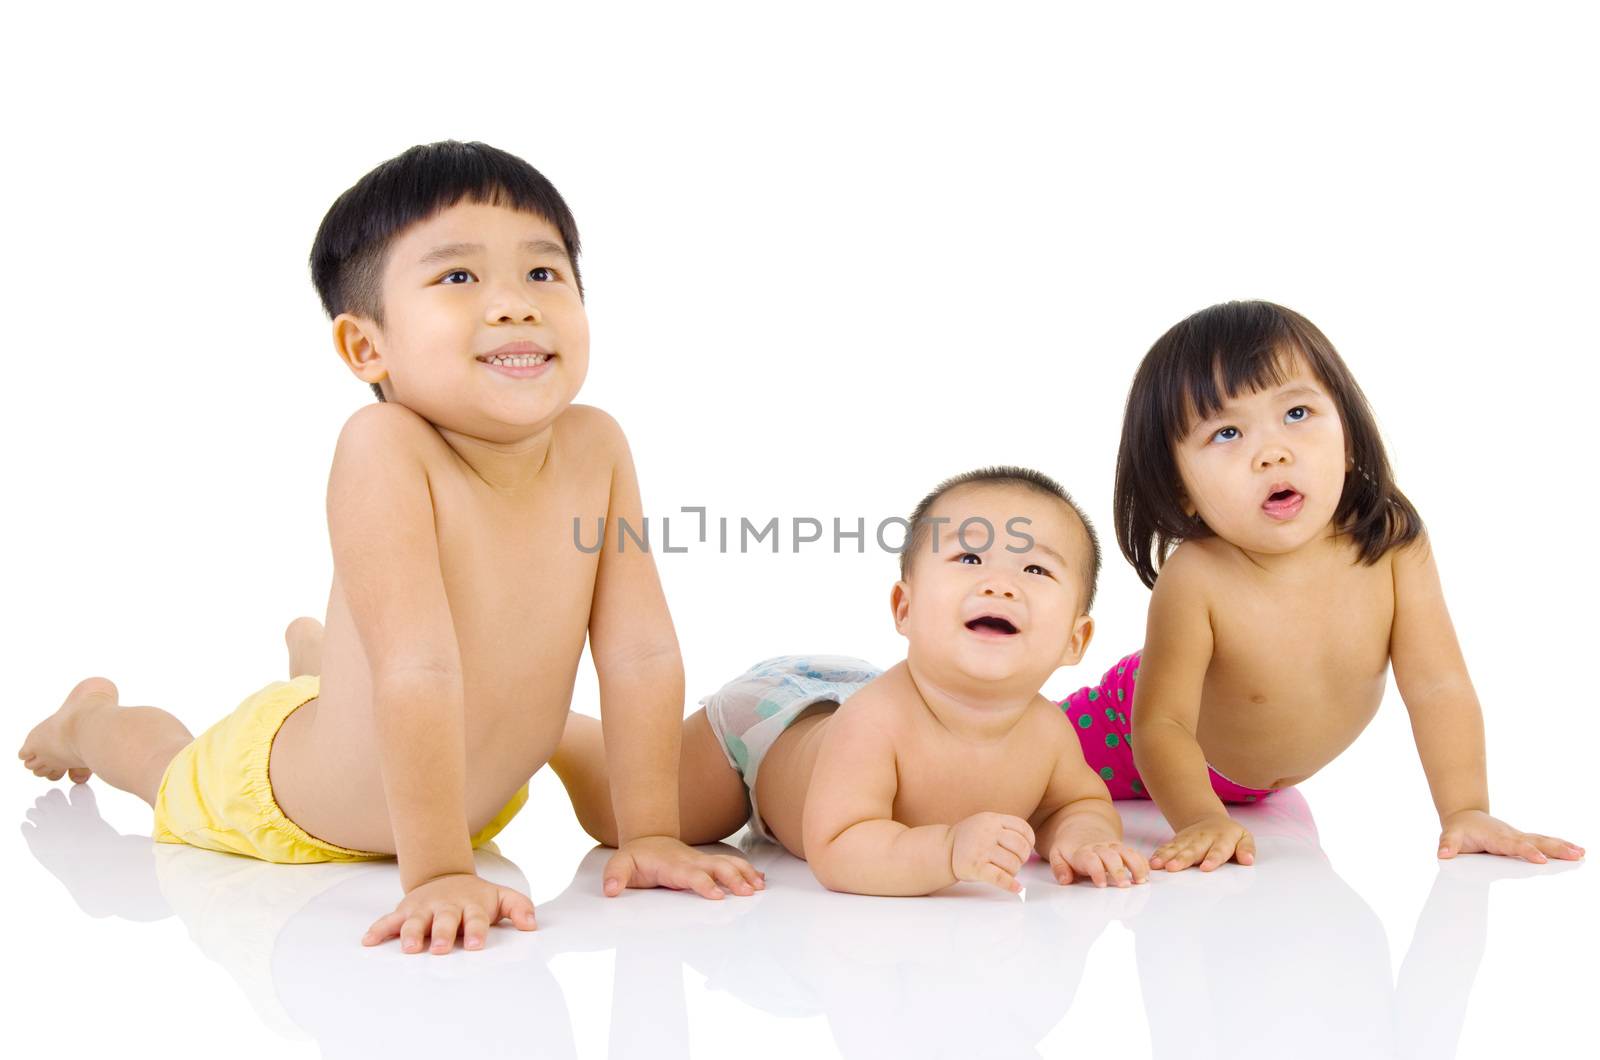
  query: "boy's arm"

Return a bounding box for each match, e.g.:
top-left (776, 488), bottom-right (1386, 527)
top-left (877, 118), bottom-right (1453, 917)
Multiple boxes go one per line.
top-left (1131, 553), bottom-right (1254, 870)
top-left (802, 706), bottom-right (1032, 896)
top-left (1030, 716), bottom-right (1148, 887)
top-left (329, 407), bottom-right (535, 950)
top-left (1390, 537), bottom-right (1581, 862)
top-left (585, 413), bottom-right (762, 898)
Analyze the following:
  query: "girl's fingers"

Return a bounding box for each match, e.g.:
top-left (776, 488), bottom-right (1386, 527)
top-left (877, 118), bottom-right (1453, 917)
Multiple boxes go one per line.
top-left (1235, 833), bottom-right (1256, 866)
top-left (1438, 829), bottom-right (1465, 858)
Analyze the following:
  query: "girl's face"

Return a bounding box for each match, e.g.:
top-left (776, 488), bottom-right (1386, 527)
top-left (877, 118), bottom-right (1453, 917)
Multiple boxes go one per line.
top-left (1173, 357), bottom-right (1349, 556)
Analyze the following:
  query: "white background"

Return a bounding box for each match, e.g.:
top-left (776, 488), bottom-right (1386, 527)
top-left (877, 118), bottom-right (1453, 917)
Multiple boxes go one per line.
top-left (4, 2), bottom-right (1595, 1057)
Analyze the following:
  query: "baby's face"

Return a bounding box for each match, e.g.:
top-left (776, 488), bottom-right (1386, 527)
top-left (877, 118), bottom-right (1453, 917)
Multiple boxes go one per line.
top-left (893, 484), bottom-right (1092, 688)
top-left (347, 200), bottom-right (590, 439)
top-left (1173, 357), bottom-right (1347, 556)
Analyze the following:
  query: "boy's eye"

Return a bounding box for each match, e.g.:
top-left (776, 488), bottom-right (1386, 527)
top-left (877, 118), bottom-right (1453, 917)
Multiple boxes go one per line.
top-left (1210, 426), bottom-right (1240, 444)
top-left (439, 269), bottom-right (476, 285)
top-left (956, 553), bottom-right (982, 565)
top-left (1024, 564), bottom-right (1052, 578)
top-left (529, 266), bottom-right (557, 282)
top-left (1285, 405), bottom-right (1309, 423)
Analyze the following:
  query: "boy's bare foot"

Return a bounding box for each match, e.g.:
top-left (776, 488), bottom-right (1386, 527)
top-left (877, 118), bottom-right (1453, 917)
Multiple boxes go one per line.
top-left (17, 677), bottom-right (114, 783)
top-left (285, 616), bottom-right (324, 677)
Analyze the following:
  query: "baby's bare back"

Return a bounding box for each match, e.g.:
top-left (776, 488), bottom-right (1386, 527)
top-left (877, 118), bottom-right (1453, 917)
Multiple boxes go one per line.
top-left (1188, 539), bottom-right (1395, 789)
top-left (270, 405), bottom-right (615, 852)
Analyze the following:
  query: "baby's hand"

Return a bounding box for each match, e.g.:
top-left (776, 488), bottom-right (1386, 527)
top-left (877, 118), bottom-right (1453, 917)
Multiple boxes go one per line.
top-left (1150, 814), bottom-right (1255, 872)
top-left (1049, 840), bottom-right (1150, 888)
top-left (1438, 810), bottom-right (1585, 864)
top-left (602, 835), bottom-right (765, 899)
top-left (950, 812), bottom-right (1036, 893)
top-left (363, 872), bottom-right (537, 953)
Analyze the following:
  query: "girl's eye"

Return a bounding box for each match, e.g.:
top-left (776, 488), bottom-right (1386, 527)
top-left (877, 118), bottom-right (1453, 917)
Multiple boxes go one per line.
top-left (1285, 405), bottom-right (1308, 423)
top-left (1210, 426), bottom-right (1240, 444)
top-left (529, 266), bottom-right (556, 282)
top-left (957, 553), bottom-right (982, 565)
top-left (1024, 564), bottom-right (1052, 577)
top-left (439, 269), bottom-right (476, 285)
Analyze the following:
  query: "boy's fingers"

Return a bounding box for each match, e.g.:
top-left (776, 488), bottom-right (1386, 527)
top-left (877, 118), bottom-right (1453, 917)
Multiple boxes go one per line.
top-left (1437, 828), bottom-right (1464, 858)
top-left (980, 864), bottom-right (1021, 893)
top-left (498, 890), bottom-right (538, 930)
top-left (1082, 853), bottom-right (1107, 887)
top-left (400, 916), bottom-right (428, 954)
top-left (1050, 850), bottom-right (1075, 885)
top-left (678, 868), bottom-right (724, 900)
top-left (430, 909), bottom-right (461, 953)
top-left (1536, 836), bottom-right (1584, 860)
top-left (462, 909), bottom-right (490, 951)
top-left (1123, 846), bottom-right (1151, 881)
top-left (991, 846), bottom-right (1024, 876)
top-left (709, 860), bottom-right (754, 896)
top-left (1100, 850), bottom-right (1130, 887)
top-left (363, 911), bottom-right (405, 946)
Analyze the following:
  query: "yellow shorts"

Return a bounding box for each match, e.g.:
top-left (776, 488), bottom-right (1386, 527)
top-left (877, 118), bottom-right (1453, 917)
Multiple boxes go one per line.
top-left (152, 675), bottom-right (528, 864)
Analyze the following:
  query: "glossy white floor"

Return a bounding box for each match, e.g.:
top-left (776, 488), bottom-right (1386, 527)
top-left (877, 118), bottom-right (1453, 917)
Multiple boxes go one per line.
top-left (12, 739), bottom-right (1592, 1060)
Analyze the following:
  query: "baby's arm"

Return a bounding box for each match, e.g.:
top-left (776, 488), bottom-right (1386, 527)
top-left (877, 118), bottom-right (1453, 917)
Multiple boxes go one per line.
top-left (1133, 552), bottom-right (1256, 871)
top-left (1391, 538), bottom-right (1582, 863)
top-left (328, 406), bottom-right (536, 952)
top-left (1031, 716), bottom-right (1149, 887)
top-left (584, 412), bottom-right (763, 899)
top-left (802, 705), bottom-right (1033, 896)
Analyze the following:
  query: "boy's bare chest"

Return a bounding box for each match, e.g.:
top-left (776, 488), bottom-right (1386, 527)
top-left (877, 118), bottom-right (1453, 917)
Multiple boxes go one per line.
top-left (428, 468), bottom-right (605, 673)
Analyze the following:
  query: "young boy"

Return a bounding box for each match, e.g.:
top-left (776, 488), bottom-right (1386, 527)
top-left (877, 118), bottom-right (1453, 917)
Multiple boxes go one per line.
top-left (18, 141), bottom-right (761, 954)
top-left (553, 467), bottom-right (1150, 894)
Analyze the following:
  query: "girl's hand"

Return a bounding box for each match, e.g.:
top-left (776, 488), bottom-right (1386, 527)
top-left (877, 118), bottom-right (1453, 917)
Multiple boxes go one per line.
top-left (1049, 839), bottom-right (1150, 888)
top-left (1150, 814), bottom-right (1255, 871)
top-left (1437, 810), bottom-right (1584, 863)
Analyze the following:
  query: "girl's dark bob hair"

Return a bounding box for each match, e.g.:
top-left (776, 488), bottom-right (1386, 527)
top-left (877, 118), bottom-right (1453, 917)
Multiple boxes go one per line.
top-left (1113, 300), bottom-right (1423, 588)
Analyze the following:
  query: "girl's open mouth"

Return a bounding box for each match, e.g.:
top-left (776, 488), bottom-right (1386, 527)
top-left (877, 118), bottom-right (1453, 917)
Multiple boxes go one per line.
top-left (1262, 488), bottom-right (1304, 520)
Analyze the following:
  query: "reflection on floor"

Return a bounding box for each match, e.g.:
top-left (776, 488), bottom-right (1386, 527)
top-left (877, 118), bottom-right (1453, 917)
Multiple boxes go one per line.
top-left (21, 785), bottom-right (1576, 1059)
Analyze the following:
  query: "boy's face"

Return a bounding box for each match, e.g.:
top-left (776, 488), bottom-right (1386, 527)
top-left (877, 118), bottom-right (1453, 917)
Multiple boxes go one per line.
top-left (335, 200), bottom-right (589, 440)
top-left (1173, 356), bottom-right (1347, 556)
top-left (892, 484), bottom-right (1093, 688)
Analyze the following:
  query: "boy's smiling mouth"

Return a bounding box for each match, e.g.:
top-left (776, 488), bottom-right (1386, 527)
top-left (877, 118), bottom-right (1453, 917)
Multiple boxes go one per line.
top-left (477, 340), bottom-right (555, 377)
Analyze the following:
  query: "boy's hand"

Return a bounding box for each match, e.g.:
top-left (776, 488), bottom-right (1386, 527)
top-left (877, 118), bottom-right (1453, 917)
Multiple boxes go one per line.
top-left (950, 812), bottom-right (1035, 893)
top-left (1437, 810), bottom-right (1584, 863)
top-left (602, 835), bottom-right (766, 899)
top-left (1049, 839), bottom-right (1150, 888)
top-left (363, 872), bottom-right (537, 954)
top-left (1150, 814), bottom-right (1255, 871)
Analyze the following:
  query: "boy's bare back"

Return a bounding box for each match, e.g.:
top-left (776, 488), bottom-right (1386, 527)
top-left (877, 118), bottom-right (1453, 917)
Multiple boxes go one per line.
top-left (272, 400), bottom-right (626, 853)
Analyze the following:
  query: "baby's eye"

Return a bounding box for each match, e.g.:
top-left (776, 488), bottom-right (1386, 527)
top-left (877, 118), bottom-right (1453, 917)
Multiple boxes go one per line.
top-left (956, 553), bottom-right (982, 565)
top-left (529, 266), bottom-right (557, 282)
top-left (439, 269), bottom-right (476, 285)
top-left (1285, 405), bottom-right (1309, 423)
top-left (1024, 564), bottom-right (1052, 578)
top-left (1210, 426), bottom-right (1240, 444)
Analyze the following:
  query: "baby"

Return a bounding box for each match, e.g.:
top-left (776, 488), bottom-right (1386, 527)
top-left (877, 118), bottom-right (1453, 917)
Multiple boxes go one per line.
top-left (554, 467), bottom-right (1150, 894)
top-left (18, 141), bottom-right (760, 954)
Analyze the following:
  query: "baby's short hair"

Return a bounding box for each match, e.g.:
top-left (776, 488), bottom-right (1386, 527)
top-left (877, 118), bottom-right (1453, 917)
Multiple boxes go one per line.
top-left (309, 141), bottom-right (582, 400)
top-left (901, 466), bottom-right (1102, 611)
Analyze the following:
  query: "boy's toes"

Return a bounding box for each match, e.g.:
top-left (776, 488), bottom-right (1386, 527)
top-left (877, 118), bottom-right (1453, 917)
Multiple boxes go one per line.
top-left (68, 768), bottom-right (92, 784)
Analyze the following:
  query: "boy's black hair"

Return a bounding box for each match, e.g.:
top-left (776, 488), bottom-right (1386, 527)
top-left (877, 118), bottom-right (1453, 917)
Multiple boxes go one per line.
top-left (1113, 300), bottom-right (1423, 588)
top-left (309, 140), bottom-right (583, 400)
top-left (901, 465), bottom-right (1102, 611)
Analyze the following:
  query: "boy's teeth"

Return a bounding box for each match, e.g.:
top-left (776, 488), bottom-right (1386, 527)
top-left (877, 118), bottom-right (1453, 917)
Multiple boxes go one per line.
top-left (485, 353), bottom-right (549, 366)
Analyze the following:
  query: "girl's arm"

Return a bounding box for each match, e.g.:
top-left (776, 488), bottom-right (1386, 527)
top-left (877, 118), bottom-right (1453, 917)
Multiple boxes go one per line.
top-left (1132, 550), bottom-right (1257, 870)
top-left (802, 705), bottom-right (1034, 896)
top-left (1390, 537), bottom-right (1582, 862)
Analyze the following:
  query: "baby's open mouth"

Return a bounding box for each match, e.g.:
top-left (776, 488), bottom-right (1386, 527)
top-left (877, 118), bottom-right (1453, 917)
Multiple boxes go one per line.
top-left (477, 352), bottom-right (553, 367)
top-left (965, 615), bottom-right (1020, 635)
top-left (1262, 486), bottom-right (1304, 519)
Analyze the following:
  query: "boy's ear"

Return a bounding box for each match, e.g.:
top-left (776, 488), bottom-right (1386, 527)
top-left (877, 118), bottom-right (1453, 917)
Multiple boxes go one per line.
top-left (332, 313), bottom-right (388, 389)
top-left (890, 580), bottom-right (912, 636)
top-left (1057, 614), bottom-right (1094, 668)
